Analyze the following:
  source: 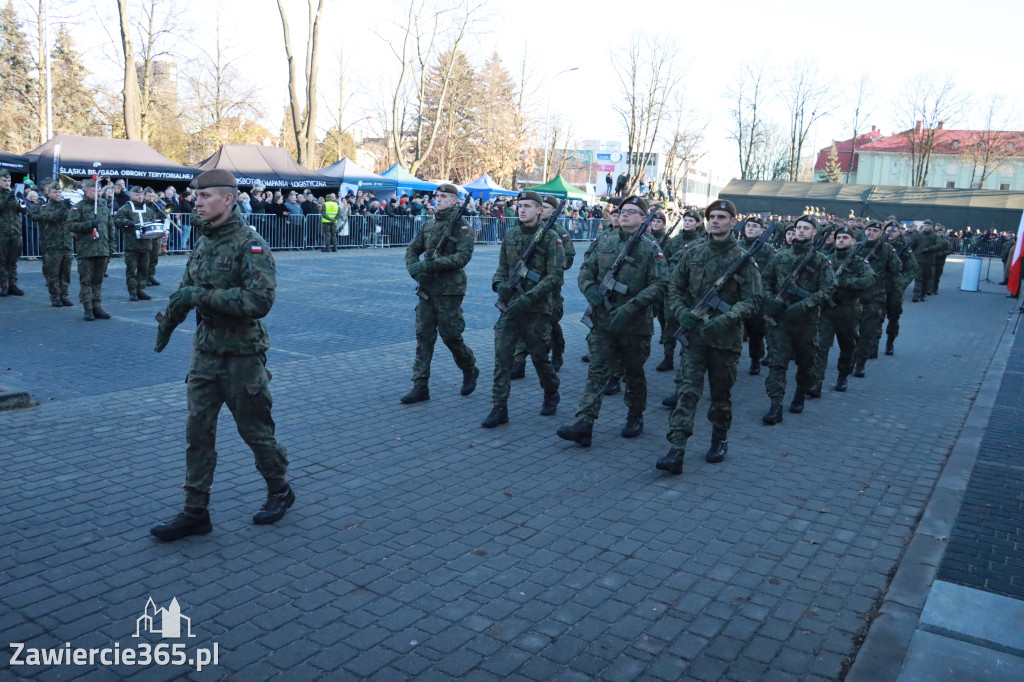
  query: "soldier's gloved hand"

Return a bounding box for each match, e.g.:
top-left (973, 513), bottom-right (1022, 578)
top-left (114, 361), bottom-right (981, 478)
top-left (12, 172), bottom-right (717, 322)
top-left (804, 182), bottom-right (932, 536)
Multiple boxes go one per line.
top-left (607, 303), bottom-right (635, 332)
top-left (407, 261), bottom-right (426, 278)
top-left (496, 283), bottom-right (515, 303)
top-left (783, 299), bottom-right (813, 321)
top-left (676, 309), bottom-right (703, 332)
top-left (154, 312), bottom-right (173, 352)
top-left (169, 286), bottom-right (204, 311)
top-left (504, 295), bottom-right (531, 317)
top-left (583, 285), bottom-right (604, 308)
top-left (90, 219), bottom-right (99, 230)
top-left (701, 314), bottom-right (732, 339)
top-left (764, 298), bottom-right (786, 318)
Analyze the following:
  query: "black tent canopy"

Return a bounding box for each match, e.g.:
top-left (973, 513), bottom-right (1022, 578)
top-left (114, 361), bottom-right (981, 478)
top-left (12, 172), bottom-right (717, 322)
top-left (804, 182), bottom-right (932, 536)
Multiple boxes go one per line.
top-left (0, 149), bottom-right (30, 175)
top-left (27, 134), bottom-right (196, 182)
top-left (195, 145), bottom-right (331, 190)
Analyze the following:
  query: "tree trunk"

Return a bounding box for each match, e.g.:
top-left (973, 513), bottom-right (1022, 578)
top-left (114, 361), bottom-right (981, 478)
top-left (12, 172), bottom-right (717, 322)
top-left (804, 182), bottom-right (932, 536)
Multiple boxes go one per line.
top-left (117, 0), bottom-right (141, 140)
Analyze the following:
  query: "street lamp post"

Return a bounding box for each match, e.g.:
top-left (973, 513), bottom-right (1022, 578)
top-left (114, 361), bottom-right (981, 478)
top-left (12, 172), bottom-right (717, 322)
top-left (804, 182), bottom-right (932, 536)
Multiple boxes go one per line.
top-left (541, 67), bottom-right (579, 183)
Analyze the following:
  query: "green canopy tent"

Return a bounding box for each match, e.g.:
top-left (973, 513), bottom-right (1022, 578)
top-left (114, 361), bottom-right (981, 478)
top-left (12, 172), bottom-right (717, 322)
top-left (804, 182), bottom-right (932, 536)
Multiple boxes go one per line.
top-left (523, 175), bottom-right (592, 201)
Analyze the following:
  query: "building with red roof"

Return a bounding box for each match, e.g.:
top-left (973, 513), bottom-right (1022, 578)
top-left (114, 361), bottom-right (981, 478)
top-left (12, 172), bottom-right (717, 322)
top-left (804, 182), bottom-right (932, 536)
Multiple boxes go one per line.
top-left (812, 126), bottom-right (884, 182)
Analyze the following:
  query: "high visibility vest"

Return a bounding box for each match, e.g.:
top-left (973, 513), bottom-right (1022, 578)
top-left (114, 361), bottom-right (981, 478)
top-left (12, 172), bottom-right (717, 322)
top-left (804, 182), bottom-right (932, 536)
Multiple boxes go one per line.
top-left (322, 200), bottom-right (340, 222)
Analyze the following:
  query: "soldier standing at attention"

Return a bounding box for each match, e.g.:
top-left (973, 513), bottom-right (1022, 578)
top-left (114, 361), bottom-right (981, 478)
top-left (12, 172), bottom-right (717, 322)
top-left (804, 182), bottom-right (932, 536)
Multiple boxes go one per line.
top-left (402, 183), bottom-right (479, 404)
top-left (321, 193), bottom-right (341, 252)
top-left (483, 190), bottom-right (563, 428)
top-left (649, 210), bottom-right (677, 373)
top-left (657, 199), bottom-right (761, 475)
top-left (931, 225), bottom-right (952, 294)
top-left (912, 219), bottom-right (938, 302)
top-left (150, 169), bottom-right (293, 541)
top-left (853, 220), bottom-right (902, 366)
top-left (32, 179), bottom-right (75, 307)
top-left (885, 224), bottom-right (918, 355)
top-left (512, 195), bottom-right (575, 377)
top-left (809, 226), bottom-right (874, 394)
top-left (761, 215), bottom-right (836, 424)
top-left (0, 169), bottom-right (27, 297)
top-left (659, 208), bottom-right (706, 407)
top-left (144, 187), bottom-right (163, 286)
top-left (114, 186), bottom-right (159, 301)
top-left (740, 216), bottom-right (775, 376)
top-left (557, 196), bottom-right (666, 447)
top-left (69, 179), bottom-right (114, 320)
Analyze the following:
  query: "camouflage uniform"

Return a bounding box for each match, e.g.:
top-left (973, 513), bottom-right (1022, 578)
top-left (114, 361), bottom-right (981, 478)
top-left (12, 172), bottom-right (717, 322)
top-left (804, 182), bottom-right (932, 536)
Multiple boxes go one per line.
top-left (32, 198), bottom-right (74, 303)
top-left (513, 221), bottom-right (574, 365)
top-left (148, 204), bottom-right (164, 280)
top-left (69, 196), bottom-right (115, 309)
top-left (812, 245), bottom-right (874, 383)
top-left (855, 238), bottom-right (902, 363)
top-left (490, 220), bottom-right (564, 407)
top-left (574, 228), bottom-right (666, 421)
top-left (886, 235), bottom-right (919, 347)
top-left (160, 212), bottom-right (288, 509)
top-left (932, 232), bottom-right (952, 293)
top-left (0, 184), bottom-right (26, 294)
top-left (649, 229), bottom-right (674, 363)
top-left (761, 240), bottom-right (836, 406)
top-left (404, 204), bottom-right (477, 387)
top-left (912, 229), bottom-right (939, 299)
top-left (114, 200), bottom-right (162, 297)
top-left (742, 235), bottom-right (776, 368)
top-left (662, 228), bottom-right (705, 362)
top-left (666, 233), bottom-right (761, 446)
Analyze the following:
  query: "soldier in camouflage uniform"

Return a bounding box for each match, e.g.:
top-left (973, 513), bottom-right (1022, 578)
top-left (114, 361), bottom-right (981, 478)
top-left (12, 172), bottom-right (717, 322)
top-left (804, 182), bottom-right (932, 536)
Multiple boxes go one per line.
top-left (401, 184), bottom-right (478, 404)
top-left (114, 186), bottom-right (160, 301)
top-left (809, 226), bottom-right (874, 394)
top-left (483, 191), bottom-right (564, 428)
top-left (32, 179), bottom-right (75, 307)
top-left (659, 209), bottom-right (706, 406)
top-left (557, 195), bottom-right (666, 447)
top-left (648, 210), bottom-right (676, 372)
top-left (69, 179), bottom-right (115, 320)
top-left (512, 195), bottom-right (575, 376)
top-left (931, 225), bottom-right (952, 294)
top-left (656, 199), bottom-right (761, 475)
top-left (0, 169), bottom-right (28, 297)
top-left (150, 169), bottom-right (293, 541)
top-left (912, 219), bottom-right (939, 302)
top-left (145, 187), bottom-right (163, 286)
top-left (740, 216), bottom-right (775, 376)
top-left (885, 225), bottom-right (918, 354)
top-left (761, 215), bottom-right (836, 424)
top-left (853, 220), bottom-right (903, 366)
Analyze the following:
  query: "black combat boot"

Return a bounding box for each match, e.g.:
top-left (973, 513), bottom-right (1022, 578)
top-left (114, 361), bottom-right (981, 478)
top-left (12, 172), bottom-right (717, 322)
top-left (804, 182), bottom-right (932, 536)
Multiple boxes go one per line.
top-left (749, 357), bottom-right (761, 375)
top-left (706, 438), bottom-right (728, 463)
top-left (805, 381), bottom-right (822, 399)
top-left (60, 296), bottom-right (73, 306)
top-left (148, 277), bottom-right (161, 286)
top-left (137, 290), bottom-right (152, 301)
top-left (150, 507), bottom-right (212, 541)
top-left (789, 394), bottom-right (805, 414)
top-left (551, 354), bottom-right (563, 372)
top-left (510, 359), bottom-right (526, 380)
top-left (253, 484), bottom-right (295, 525)
top-left (83, 304), bottom-right (95, 321)
top-left (460, 367), bottom-right (479, 396)
top-left (129, 293), bottom-right (139, 301)
top-left (912, 295), bottom-right (920, 302)
top-left (656, 355), bottom-right (674, 372)
top-left (51, 298), bottom-right (62, 307)
top-left (662, 393), bottom-right (678, 408)
top-left (869, 347), bottom-right (878, 359)
top-left (885, 339), bottom-right (895, 355)
top-left (834, 375), bottom-right (848, 392)
top-left (557, 419), bottom-right (592, 447)
top-left (331, 246), bottom-right (337, 253)
top-left (8, 282), bottom-right (24, 295)
top-left (481, 404), bottom-right (509, 428)
top-left (604, 377), bottom-right (621, 395)
top-left (762, 404), bottom-right (784, 425)
top-left (656, 448), bottom-right (684, 475)
top-left (401, 385), bottom-right (430, 404)
top-left (853, 362), bottom-right (866, 378)
top-left (92, 305), bottom-right (111, 320)
top-left (621, 414), bottom-right (643, 438)
top-left (540, 391), bottom-right (559, 416)
top-left (581, 353), bottom-right (589, 363)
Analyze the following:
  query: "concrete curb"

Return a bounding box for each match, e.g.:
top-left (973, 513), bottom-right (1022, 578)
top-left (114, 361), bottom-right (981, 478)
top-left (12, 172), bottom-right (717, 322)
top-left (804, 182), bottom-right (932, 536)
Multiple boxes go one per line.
top-left (845, 316), bottom-right (1018, 682)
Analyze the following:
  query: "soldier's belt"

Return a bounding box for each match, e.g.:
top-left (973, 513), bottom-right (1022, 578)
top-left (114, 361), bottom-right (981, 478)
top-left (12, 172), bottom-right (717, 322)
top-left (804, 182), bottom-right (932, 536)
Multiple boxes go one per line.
top-left (198, 311), bottom-right (255, 330)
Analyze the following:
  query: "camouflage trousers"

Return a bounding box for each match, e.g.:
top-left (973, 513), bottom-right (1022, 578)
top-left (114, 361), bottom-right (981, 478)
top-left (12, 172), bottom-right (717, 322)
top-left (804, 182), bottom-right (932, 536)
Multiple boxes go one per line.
top-left (653, 299), bottom-right (677, 360)
top-left (933, 258), bottom-right (947, 293)
top-left (885, 286), bottom-right (906, 341)
top-left (744, 312), bottom-right (767, 361)
top-left (913, 260), bottom-right (934, 297)
top-left (0, 232), bottom-right (22, 286)
top-left (77, 256), bottom-right (108, 305)
top-left (576, 328), bottom-right (650, 421)
top-left (184, 351), bottom-right (289, 509)
top-left (492, 311), bottom-right (558, 405)
top-left (812, 303), bottom-right (861, 382)
top-left (667, 343), bottom-right (739, 447)
top-left (124, 249), bottom-right (150, 295)
top-left (322, 222), bottom-right (338, 249)
top-left (412, 294), bottom-right (476, 386)
top-left (149, 237), bottom-right (161, 278)
top-left (855, 296), bottom-right (886, 362)
top-left (765, 318), bottom-right (818, 404)
top-left (514, 293), bottom-right (564, 362)
top-left (42, 248), bottom-right (72, 299)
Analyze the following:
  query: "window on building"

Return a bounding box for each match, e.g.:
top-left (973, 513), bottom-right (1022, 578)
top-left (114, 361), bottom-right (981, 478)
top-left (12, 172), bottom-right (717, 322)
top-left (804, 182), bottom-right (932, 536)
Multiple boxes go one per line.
top-left (951, 140), bottom-right (960, 149)
top-left (945, 181), bottom-right (956, 188)
top-left (1008, 143), bottom-right (1016, 151)
top-left (891, 162), bottom-right (899, 174)
top-left (1000, 183), bottom-right (1010, 191)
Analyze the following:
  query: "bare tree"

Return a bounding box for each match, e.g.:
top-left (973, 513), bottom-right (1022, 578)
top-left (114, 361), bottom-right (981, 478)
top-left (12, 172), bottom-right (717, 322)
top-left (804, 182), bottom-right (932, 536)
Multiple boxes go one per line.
top-left (612, 34), bottom-right (681, 194)
top-left (845, 73), bottom-right (874, 183)
top-left (783, 59), bottom-right (836, 181)
top-left (966, 95), bottom-right (1016, 189)
top-left (898, 72), bottom-right (969, 187)
top-left (276, 0), bottom-right (325, 166)
top-left (661, 91), bottom-right (707, 200)
top-left (727, 61), bottom-right (772, 181)
top-left (115, 0), bottom-right (141, 139)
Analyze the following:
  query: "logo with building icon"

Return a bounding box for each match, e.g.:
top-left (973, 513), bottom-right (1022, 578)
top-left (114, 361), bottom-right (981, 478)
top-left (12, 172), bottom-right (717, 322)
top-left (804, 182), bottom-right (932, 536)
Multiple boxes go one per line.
top-left (134, 597), bottom-right (196, 639)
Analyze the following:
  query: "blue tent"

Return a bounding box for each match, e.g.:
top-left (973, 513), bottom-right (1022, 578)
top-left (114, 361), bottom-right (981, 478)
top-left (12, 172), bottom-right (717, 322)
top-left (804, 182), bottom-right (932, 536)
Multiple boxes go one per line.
top-left (381, 165), bottom-right (438, 195)
top-left (318, 158), bottom-right (397, 198)
top-left (463, 174), bottom-right (518, 201)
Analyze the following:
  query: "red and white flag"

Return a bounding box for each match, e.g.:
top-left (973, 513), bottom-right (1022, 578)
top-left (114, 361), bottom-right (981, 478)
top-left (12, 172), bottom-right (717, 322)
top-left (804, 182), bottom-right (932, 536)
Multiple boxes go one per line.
top-left (1008, 210), bottom-right (1024, 297)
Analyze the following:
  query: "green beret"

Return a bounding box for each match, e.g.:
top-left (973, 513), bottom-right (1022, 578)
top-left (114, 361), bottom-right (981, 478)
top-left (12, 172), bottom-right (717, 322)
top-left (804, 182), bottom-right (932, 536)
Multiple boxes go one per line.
top-left (834, 226), bottom-right (856, 238)
top-left (682, 208), bottom-right (703, 222)
top-left (0, 169), bottom-right (10, 179)
top-left (41, 177), bottom-right (58, 190)
top-left (744, 215), bottom-right (765, 227)
top-left (621, 195), bottom-right (648, 213)
top-left (653, 211), bottom-right (667, 222)
top-left (129, 185), bottom-right (145, 194)
top-left (705, 199), bottom-right (736, 217)
top-left (191, 169), bottom-right (237, 190)
top-left (794, 214), bottom-right (817, 229)
top-left (542, 195), bottom-right (559, 210)
top-left (436, 183), bottom-right (460, 196)
top-left (518, 190), bottom-right (543, 205)
top-left (80, 178), bottom-right (96, 189)
top-left (144, 186), bottom-right (155, 194)
top-left (784, 223), bottom-right (797, 233)
top-left (864, 220), bottom-right (882, 230)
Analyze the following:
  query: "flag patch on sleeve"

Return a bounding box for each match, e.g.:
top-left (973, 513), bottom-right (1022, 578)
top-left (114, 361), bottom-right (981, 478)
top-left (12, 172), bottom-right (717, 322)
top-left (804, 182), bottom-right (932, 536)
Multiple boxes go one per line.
top-left (251, 244), bottom-right (263, 253)
top-left (657, 251), bottom-right (664, 258)
top-left (461, 225), bottom-right (469, 231)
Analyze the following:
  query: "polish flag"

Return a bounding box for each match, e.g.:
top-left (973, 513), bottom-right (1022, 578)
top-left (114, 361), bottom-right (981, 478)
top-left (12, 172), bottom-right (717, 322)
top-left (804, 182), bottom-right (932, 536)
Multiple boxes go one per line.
top-left (1009, 211), bottom-right (1024, 297)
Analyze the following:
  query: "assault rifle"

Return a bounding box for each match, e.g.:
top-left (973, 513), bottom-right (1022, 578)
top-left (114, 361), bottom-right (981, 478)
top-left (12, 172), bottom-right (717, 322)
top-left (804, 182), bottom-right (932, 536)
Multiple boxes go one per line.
top-left (581, 210), bottom-right (657, 329)
top-left (831, 233), bottom-right (870, 279)
top-left (674, 225), bottom-right (775, 347)
top-left (765, 229), bottom-right (831, 324)
top-left (494, 199), bottom-right (567, 313)
top-left (416, 194), bottom-right (473, 302)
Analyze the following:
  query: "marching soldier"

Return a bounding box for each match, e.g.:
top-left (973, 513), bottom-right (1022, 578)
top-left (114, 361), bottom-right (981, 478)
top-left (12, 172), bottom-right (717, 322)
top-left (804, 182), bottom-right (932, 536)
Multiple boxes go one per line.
top-left (144, 187), bottom-right (163, 286)
top-left (0, 169), bottom-right (27, 297)
top-left (912, 219), bottom-right (939, 302)
top-left (402, 184), bottom-right (479, 404)
top-left (648, 210), bottom-right (676, 372)
top-left (932, 225), bottom-right (952, 294)
top-left (659, 208), bottom-right (706, 407)
top-left (740, 216), bottom-right (775, 376)
top-left (114, 186), bottom-right (161, 300)
top-left (810, 226), bottom-right (874, 394)
top-left (557, 196), bottom-right (666, 447)
top-left (69, 179), bottom-right (115, 320)
top-left (853, 220), bottom-right (902, 365)
top-left (32, 179), bottom-right (75, 307)
top-left (885, 224), bottom-right (918, 354)
top-left (657, 199), bottom-right (761, 475)
top-left (483, 191), bottom-right (563, 428)
top-left (761, 215), bottom-right (836, 424)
